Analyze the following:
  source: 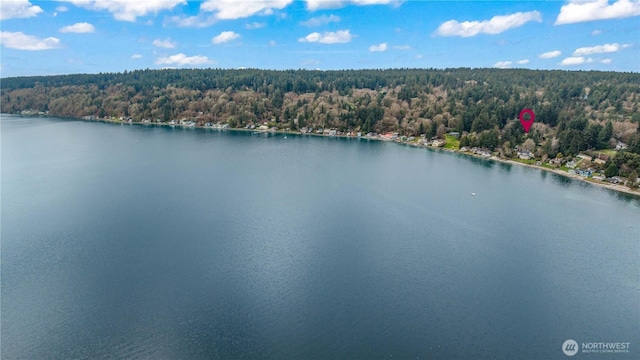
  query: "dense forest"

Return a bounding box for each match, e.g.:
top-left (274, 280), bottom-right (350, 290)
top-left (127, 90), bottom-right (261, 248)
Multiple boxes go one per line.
top-left (2, 68), bottom-right (640, 179)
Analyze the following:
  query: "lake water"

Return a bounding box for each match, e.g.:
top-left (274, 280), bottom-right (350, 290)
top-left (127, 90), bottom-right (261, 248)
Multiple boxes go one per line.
top-left (2, 115), bottom-right (639, 359)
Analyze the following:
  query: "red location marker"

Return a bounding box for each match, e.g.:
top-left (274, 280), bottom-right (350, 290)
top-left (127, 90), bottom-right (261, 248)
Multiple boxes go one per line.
top-left (519, 109), bottom-right (535, 133)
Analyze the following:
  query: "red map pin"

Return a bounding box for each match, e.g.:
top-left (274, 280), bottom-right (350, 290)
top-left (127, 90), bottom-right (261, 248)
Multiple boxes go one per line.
top-left (519, 109), bottom-right (535, 133)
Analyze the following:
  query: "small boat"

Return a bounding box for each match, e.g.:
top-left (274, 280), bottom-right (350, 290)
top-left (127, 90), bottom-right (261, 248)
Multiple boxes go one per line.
top-left (471, 192), bottom-right (476, 196)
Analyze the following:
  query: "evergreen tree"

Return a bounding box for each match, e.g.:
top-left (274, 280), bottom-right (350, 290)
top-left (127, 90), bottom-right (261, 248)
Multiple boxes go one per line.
top-left (604, 163), bottom-right (618, 178)
top-left (598, 121), bottom-right (613, 148)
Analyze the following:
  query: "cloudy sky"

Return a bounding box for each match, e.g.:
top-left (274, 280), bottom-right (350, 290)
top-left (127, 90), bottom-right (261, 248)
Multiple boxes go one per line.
top-left (1, 0), bottom-right (638, 77)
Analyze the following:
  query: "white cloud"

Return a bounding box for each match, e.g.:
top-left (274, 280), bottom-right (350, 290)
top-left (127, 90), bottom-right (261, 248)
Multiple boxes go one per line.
top-left (369, 42), bottom-right (388, 52)
top-left (601, 58), bottom-right (612, 63)
top-left (305, 0), bottom-right (399, 11)
top-left (65, 0), bottom-right (186, 22)
top-left (153, 38), bottom-right (177, 49)
top-left (591, 29), bottom-right (602, 35)
top-left (493, 61), bottom-right (513, 68)
top-left (298, 30), bottom-right (353, 43)
top-left (269, 40), bottom-right (277, 46)
top-left (165, 14), bottom-right (216, 28)
top-left (299, 14), bottom-right (341, 26)
top-left (212, 31), bottom-right (240, 44)
top-left (436, 11), bottom-right (542, 37)
top-left (59, 22), bottom-right (95, 33)
top-left (393, 45), bottom-right (411, 50)
top-left (0, 31), bottom-right (61, 50)
top-left (493, 59), bottom-right (528, 68)
top-left (573, 43), bottom-right (631, 56)
top-left (560, 56), bottom-right (594, 65)
top-left (56, 6), bottom-right (69, 12)
top-left (555, 0), bottom-right (640, 25)
top-left (301, 59), bottom-right (320, 66)
top-left (200, 0), bottom-right (292, 20)
top-left (0, 0), bottom-right (43, 20)
top-left (539, 50), bottom-right (562, 59)
top-left (415, 54), bottom-right (423, 59)
top-left (131, 54), bottom-right (143, 59)
top-left (246, 22), bottom-right (266, 29)
top-left (155, 53), bottom-right (212, 66)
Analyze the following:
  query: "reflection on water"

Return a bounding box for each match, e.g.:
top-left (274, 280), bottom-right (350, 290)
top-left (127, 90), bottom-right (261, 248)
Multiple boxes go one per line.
top-left (498, 161), bottom-right (513, 173)
top-left (549, 172), bottom-right (573, 187)
top-left (540, 170), bottom-right (547, 180)
top-left (611, 188), bottom-right (640, 204)
top-left (458, 153), bottom-right (496, 169)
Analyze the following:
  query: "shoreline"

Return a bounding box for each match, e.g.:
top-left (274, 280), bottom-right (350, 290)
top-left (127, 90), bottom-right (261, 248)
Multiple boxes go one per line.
top-left (7, 113), bottom-right (640, 198)
top-left (403, 141), bottom-right (640, 197)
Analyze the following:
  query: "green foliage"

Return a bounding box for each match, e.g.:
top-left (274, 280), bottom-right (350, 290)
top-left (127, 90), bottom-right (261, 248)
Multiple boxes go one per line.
top-left (478, 129), bottom-right (499, 150)
top-left (604, 163), bottom-right (619, 177)
top-left (598, 121), bottom-right (613, 148)
top-left (460, 135), bottom-right (470, 148)
top-left (2, 67), bottom-right (638, 174)
top-left (609, 151), bottom-right (640, 177)
top-left (444, 135), bottom-right (460, 150)
top-left (628, 170), bottom-right (639, 189)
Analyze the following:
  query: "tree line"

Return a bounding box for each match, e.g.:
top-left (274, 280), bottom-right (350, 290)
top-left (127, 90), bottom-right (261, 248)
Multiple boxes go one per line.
top-left (2, 67), bottom-right (639, 177)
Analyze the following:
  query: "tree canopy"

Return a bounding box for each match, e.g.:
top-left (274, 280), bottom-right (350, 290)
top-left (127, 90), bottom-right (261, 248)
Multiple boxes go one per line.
top-left (2, 67), bottom-right (639, 175)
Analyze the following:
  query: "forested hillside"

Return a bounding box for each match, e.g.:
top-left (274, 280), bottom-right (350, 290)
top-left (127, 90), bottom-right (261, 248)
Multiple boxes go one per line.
top-left (2, 68), bottom-right (639, 177)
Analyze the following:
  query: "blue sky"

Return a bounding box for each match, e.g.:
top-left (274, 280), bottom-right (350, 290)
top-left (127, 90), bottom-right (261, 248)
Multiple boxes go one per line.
top-left (1, 0), bottom-right (639, 77)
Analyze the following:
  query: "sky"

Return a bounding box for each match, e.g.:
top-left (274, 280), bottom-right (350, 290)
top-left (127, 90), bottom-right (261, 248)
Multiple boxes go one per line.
top-left (0, 0), bottom-right (639, 77)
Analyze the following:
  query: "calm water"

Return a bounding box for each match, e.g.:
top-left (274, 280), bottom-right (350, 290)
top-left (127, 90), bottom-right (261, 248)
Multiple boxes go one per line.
top-left (2, 115), bottom-right (639, 359)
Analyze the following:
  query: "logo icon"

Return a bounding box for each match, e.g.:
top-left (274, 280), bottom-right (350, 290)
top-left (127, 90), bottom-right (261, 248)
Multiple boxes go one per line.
top-left (563, 339), bottom-right (579, 356)
top-left (519, 108), bottom-right (535, 133)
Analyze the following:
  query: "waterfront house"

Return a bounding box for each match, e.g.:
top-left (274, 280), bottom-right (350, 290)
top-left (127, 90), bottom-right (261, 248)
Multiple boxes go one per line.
top-left (577, 154), bottom-right (592, 161)
top-left (577, 169), bottom-right (592, 177)
top-left (548, 158), bottom-right (562, 166)
top-left (471, 147), bottom-right (491, 157)
top-left (448, 132), bottom-right (460, 139)
top-left (431, 139), bottom-right (445, 147)
top-left (517, 150), bottom-right (534, 160)
top-left (380, 133), bottom-right (394, 140)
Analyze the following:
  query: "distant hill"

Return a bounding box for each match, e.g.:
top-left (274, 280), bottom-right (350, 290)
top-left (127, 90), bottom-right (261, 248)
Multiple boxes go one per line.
top-left (2, 68), bottom-right (639, 177)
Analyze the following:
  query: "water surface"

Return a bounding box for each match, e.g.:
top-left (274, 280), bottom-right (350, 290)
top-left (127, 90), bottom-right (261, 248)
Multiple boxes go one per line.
top-left (2, 115), bottom-right (639, 359)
